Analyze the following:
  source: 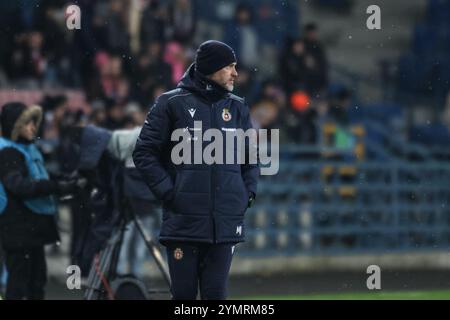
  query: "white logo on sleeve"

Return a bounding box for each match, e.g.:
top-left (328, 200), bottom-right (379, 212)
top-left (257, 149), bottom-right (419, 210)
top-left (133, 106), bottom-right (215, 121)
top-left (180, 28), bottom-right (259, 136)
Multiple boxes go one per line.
top-left (188, 108), bottom-right (196, 118)
top-left (236, 225), bottom-right (242, 236)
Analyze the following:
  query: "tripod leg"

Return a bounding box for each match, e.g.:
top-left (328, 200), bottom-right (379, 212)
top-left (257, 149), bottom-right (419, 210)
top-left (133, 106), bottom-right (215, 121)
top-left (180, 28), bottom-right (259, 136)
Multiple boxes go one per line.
top-left (132, 216), bottom-right (171, 287)
top-left (84, 226), bottom-right (127, 300)
top-left (85, 253), bottom-right (104, 300)
top-left (84, 247), bottom-right (113, 300)
top-left (84, 257), bottom-right (97, 299)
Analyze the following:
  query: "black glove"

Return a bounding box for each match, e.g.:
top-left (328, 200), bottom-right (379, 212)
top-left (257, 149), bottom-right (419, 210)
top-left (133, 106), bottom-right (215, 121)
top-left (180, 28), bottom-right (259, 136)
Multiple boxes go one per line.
top-left (247, 192), bottom-right (255, 208)
top-left (75, 177), bottom-right (88, 189)
top-left (55, 178), bottom-right (88, 196)
top-left (56, 180), bottom-right (78, 196)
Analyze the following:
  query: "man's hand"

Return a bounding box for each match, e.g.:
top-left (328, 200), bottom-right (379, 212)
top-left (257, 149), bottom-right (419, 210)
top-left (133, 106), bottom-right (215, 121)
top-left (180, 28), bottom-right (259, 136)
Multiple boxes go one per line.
top-left (55, 177), bottom-right (88, 196)
top-left (56, 180), bottom-right (78, 195)
top-left (248, 192), bottom-right (255, 208)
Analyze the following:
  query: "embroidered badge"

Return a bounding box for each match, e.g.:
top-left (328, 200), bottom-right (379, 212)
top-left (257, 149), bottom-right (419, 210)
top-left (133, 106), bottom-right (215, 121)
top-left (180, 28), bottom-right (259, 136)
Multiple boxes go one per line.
top-left (174, 248), bottom-right (183, 260)
top-left (222, 108), bottom-right (231, 122)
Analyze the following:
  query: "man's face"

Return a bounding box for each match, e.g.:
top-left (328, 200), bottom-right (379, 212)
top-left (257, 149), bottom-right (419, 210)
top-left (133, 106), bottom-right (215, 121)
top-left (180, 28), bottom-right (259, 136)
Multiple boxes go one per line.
top-left (209, 62), bottom-right (238, 91)
top-left (19, 120), bottom-right (37, 141)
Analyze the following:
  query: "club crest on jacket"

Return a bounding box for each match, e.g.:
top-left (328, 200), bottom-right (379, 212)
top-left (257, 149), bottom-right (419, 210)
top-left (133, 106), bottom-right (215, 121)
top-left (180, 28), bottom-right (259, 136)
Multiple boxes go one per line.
top-left (222, 108), bottom-right (231, 122)
top-left (174, 248), bottom-right (183, 260)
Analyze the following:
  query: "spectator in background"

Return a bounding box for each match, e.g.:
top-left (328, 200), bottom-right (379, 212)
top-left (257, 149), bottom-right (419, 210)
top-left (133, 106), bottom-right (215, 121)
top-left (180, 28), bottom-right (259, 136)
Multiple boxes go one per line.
top-left (250, 98), bottom-right (279, 131)
top-left (89, 100), bottom-right (107, 127)
top-left (40, 98), bottom-right (86, 192)
top-left (303, 23), bottom-right (329, 96)
top-left (233, 66), bottom-right (259, 105)
top-left (260, 79), bottom-right (287, 111)
top-left (280, 34), bottom-right (329, 101)
top-left (250, 80), bottom-right (286, 131)
top-left (140, 0), bottom-right (166, 47)
top-left (9, 31), bottom-right (48, 86)
top-left (90, 0), bottom-right (110, 49)
top-left (163, 41), bottom-right (188, 84)
top-left (38, 94), bottom-right (69, 141)
top-left (107, 121), bottom-right (159, 280)
top-left (251, 80), bottom-right (294, 142)
top-left (89, 53), bottom-right (130, 103)
top-left (0, 2), bottom-right (24, 74)
top-left (280, 37), bottom-right (312, 95)
top-left (104, 100), bottom-right (126, 130)
top-left (286, 93), bottom-right (319, 144)
top-left (69, 1), bottom-right (107, 89)
top-left (106, 0), bottom-right (131, 57)
top-left (0, 102), bottom-right (82, 299)
top-left (325, 86), bottom-right (357, 153)
top-left (167, 0), bottom-right (196, 45)
top-left (114, 76), bottom-right (131, 106)
top-left (225, 4), bottom-right (260, 70)
top-left (87, 51), bottom-right (110, 100)
top-left (123, 102), bottom-right (146, 129)
top-left (133, 41), bottom-right (173, 106)
top-left (35, 2), bottom-right (70, 87)
top-left (327, 86), bottom-right (352, 126)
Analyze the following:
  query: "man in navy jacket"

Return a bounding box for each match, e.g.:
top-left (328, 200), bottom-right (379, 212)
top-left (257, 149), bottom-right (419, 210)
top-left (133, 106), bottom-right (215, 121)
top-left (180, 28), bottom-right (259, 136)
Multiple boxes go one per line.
top-left (133, 40), bottom-right (259, 299)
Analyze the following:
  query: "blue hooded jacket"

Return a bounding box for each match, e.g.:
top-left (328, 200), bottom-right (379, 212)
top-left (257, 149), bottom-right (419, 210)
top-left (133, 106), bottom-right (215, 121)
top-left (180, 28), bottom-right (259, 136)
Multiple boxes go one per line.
top-left (0, 137), bottom-right (57, 215)
top-left (133, 63), bottom-right (259, 244)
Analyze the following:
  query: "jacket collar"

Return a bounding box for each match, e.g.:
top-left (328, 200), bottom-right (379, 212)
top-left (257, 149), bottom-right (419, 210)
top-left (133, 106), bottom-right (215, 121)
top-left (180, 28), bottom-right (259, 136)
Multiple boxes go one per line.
top-left (178, 63), bottom-right (230, 103)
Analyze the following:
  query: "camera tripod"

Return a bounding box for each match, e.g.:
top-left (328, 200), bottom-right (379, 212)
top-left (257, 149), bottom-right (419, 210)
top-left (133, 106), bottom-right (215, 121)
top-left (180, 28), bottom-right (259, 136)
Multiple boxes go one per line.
top-left (83, 201), bottom-right (171, 300)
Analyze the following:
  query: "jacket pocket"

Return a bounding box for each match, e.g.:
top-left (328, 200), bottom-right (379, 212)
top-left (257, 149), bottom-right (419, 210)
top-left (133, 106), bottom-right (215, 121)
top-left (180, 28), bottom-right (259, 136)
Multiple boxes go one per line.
top-left (215, 171), bottom-right (248, 216)
top-left (171, 170), bottom-right (211, 215)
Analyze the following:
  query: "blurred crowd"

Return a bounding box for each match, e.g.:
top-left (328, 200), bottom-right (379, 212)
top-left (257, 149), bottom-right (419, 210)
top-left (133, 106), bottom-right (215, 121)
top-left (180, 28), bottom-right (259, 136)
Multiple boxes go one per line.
top-left (0, 1), bottom-right (343, 288)
top-left (0, 0), bottom-right (346, 147)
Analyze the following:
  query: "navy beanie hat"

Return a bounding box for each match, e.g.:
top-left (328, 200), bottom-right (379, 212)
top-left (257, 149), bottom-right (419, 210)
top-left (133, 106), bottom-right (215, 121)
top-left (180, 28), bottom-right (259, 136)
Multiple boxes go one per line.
top-left (195, 40), bottom-right (237, 76)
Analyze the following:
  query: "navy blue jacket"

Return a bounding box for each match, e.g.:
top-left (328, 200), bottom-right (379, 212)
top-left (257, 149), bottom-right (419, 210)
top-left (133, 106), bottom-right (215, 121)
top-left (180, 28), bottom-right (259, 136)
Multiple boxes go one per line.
top-left (133, 63), bottom-right (259, 244)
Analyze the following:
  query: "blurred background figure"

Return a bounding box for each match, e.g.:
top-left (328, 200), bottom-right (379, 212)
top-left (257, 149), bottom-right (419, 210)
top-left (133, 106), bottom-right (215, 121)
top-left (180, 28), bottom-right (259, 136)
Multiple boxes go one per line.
top-left (225, 3), bottom-right (260, 70)
top-left (167, 0), bottom-right (196, 45)
top-left (302, 23), bottom-right (328, 97)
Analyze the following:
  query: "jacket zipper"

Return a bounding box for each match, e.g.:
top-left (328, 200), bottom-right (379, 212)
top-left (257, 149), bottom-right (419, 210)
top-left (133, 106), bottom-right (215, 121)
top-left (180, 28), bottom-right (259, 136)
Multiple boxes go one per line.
top-left (210, 102), bottom-right (216, 243)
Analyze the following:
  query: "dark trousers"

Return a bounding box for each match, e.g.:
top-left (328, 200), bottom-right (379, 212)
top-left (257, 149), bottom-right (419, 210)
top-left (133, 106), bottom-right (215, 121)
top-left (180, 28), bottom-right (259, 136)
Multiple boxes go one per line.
top-left (69, 196), bottom-right (91, 271)
top-left (166, 242), bottom-right (235, 300)
top-left (4, 246), bottom-right (47, 300)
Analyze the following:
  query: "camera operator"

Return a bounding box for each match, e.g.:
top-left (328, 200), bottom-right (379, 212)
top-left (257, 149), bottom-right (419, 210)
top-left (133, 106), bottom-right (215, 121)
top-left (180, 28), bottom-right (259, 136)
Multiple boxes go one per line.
top-left (0, 102), bottom-right (85, 300)
top-left (107, 125), bottom-right (160, 278)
